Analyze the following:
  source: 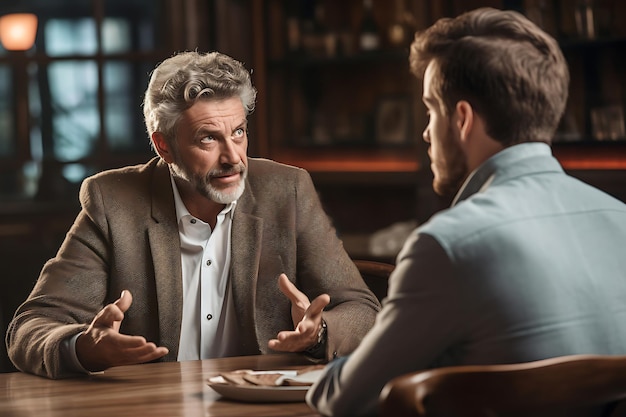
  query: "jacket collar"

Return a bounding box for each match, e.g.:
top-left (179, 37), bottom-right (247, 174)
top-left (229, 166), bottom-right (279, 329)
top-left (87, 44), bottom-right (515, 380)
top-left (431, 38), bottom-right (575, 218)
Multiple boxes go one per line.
top-left (452, 142), bottom-right (563, 206)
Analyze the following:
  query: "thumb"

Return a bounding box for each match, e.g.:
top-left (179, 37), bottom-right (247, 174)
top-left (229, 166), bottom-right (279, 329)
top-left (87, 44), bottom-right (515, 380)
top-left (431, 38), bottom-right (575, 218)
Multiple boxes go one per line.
top-left (90, 290), bottom-right (133, 331)
top-left (114, 290), bottom-right (133, 313)
top-left (111, 290), bottom-right (133, 331)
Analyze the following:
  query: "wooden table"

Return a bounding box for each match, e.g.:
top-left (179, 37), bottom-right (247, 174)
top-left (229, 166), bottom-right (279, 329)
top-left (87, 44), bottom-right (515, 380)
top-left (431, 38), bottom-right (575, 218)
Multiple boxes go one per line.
top-left (0, 354), bottom-right (323, 417)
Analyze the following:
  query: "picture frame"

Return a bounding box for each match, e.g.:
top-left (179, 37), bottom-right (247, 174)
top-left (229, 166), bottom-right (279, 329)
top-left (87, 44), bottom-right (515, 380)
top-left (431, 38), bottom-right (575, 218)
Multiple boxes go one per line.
top-left (374, 95), bottom-right (412, 146)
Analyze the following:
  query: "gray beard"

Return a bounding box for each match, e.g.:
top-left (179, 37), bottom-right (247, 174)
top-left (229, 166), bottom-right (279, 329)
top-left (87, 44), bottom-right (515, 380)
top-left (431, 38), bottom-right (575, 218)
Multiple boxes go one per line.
top-left (170, 162), bottom-right (247, 204)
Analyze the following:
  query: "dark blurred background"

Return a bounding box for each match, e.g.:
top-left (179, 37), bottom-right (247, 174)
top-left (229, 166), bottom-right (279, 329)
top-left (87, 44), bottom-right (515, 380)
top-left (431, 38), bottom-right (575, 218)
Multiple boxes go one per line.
top-left (1, 0), bottom-right (625, 372)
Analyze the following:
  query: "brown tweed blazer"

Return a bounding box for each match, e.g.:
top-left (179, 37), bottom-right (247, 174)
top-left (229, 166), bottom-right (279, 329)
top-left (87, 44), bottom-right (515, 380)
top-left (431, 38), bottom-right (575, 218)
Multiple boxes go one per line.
top-left (7, 157), bottom-right (380, 378)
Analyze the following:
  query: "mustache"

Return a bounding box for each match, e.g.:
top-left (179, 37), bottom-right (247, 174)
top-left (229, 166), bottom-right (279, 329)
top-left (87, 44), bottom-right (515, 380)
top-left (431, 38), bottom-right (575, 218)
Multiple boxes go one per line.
top-left (208, 162), bottom-right (246, 178)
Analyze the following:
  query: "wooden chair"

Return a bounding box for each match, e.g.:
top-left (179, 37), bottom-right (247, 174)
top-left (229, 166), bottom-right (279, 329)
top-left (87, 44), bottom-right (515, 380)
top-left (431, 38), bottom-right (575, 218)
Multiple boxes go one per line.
top-left (353, 259), bottom-right (395, 302)
top-left (379, 354), bottom-right (626, 417)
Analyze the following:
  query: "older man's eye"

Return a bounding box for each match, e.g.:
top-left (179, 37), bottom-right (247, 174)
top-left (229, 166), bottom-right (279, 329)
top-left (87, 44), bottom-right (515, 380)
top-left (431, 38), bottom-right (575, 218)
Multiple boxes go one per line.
top-left (200, 135), bottom-right (215, 143)
top-left (234, 128), bottom-right (245, 137)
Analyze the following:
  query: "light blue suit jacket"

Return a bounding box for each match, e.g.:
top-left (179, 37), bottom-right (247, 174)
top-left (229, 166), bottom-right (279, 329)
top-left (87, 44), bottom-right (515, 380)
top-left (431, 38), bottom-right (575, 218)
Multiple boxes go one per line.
top-left (307, 143), bottom-right (626, 417)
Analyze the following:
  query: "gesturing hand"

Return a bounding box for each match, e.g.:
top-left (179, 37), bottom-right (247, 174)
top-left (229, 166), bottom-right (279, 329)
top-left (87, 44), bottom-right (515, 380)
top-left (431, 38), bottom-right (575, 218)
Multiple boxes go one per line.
top-left (76, 290), bottom-right (169, 372)
top-left (268, 274), bottom-right (330, 353)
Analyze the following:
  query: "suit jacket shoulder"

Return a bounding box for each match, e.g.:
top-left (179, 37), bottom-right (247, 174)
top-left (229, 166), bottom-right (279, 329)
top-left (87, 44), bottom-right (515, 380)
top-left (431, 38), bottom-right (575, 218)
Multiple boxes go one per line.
top-left (419, 157), bottom-right (626, 257)
top-left (246, 158), bottom-right (310, 193)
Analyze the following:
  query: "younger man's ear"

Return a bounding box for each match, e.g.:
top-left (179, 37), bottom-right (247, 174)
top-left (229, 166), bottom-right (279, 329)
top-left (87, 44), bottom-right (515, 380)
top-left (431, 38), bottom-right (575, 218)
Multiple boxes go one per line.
top-left (455, 100), bottom-right (474, 142)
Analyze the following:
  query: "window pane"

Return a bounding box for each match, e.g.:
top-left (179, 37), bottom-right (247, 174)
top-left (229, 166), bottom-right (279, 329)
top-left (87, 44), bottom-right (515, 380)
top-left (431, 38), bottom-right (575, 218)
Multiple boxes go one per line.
top-left (48, 61), bottom-right (99, 161)
top-left (46, 18), bottom-right (97, 56)
top-left (63, 163), bottom-right (95, 183)
top-left (28, 62), bottom-right (43, 162)
top-left (137, 18), bottom-right (157, 51)
top-left (0, 65), bottom-right (14, 157)
top-left (102, 18), bottom-right (131, 54)
top-left (104, 61), bottom-right (155, 153)
top-left (104, 61), bottom-right (133, 150)
top-left (105, 0), bottom-right (161, 52)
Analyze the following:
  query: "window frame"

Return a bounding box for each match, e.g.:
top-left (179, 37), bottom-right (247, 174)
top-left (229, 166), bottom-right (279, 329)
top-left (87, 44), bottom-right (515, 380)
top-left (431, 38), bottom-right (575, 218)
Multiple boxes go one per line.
top-left (0, 0), bottom-right (212, 199)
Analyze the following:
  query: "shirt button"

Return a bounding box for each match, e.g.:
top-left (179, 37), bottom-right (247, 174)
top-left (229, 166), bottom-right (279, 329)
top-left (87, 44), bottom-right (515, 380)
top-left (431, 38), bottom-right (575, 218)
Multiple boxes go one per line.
top-left (190, 218), bottom-right (196, 224)
top-left (206, 314), bottom-right (213, 320)
top-left (206, 259), bottom-right (212, 266)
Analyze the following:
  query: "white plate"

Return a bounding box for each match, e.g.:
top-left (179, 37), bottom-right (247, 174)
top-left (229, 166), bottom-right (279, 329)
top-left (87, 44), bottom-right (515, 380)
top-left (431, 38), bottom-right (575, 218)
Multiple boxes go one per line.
top-left (207, 369), bottom-right (323, 403)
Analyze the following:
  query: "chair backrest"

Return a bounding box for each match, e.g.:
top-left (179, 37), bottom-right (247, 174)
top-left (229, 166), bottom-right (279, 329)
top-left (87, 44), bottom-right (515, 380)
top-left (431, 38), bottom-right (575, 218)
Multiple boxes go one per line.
top-left (353, 259), bottom-right (394, 302)
top-left (379, 354), bottom-right (626, 417)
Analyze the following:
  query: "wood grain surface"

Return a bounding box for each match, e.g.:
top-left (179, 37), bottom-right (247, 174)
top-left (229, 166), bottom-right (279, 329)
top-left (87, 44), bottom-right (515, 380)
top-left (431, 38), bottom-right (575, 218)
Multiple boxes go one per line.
top-left (0, 354), bottom-right (322, 417)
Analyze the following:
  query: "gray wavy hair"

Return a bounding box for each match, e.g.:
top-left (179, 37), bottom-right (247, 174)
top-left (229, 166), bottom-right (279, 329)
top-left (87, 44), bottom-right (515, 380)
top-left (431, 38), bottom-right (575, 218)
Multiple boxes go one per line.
top-left (143, 51), bottom-right (257, 149)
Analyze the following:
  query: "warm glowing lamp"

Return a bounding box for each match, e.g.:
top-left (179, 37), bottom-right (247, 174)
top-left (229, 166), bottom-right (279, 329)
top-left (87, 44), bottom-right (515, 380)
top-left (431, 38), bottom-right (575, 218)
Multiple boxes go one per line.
top-left (0, 13), bottom-right (38, 51)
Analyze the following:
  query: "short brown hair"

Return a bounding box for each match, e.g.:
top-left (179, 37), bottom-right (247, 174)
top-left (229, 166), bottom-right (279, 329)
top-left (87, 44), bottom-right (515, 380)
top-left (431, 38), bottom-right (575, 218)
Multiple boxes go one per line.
top-left (410, 7), bottom-right (569, 146)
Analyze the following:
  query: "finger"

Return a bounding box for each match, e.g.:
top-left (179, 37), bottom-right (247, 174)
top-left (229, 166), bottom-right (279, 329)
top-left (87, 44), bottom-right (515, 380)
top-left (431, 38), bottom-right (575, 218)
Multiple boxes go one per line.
top-left (296, 312), bottom-right (320, 330)
top-left (79, 330), bottom-right (169, 370)
top-left (133, 346), bottom-right (169, 364)
top-left (119, 343), bottom-right (169, 364)
top-left (111, 333), bottom-right (153, 349)
top-left (278, 274), bottom-right (309, 309)
top-left (268, 331), bottom-right (300, 351)
top-left (267, 338), bottom-right (281, 350)
top-left (82, 328), bottom-right (146, 350)
top-left (106, 332), bottom-right (167, 355)
top-left (304, 294), bottom-right (330, 319)
top-left (268, 329), bottom-right (313, 352)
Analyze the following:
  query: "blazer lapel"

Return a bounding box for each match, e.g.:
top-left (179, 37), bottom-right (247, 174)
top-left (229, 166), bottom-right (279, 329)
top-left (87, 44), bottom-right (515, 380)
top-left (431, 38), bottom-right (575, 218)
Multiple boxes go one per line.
top-left (230, 182), bottom-right (263, 354)
top-left (148, 160), bottom-right (183, 361)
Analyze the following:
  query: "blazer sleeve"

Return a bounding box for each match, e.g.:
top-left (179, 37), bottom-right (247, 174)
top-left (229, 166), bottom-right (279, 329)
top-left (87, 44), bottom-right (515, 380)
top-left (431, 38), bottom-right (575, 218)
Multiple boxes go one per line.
top-left (6, 177), bottom-right (113, 379)
top-left (306, 232), bottom-right (467, 417)
top-left (291, 168), bottom-right (381, 360)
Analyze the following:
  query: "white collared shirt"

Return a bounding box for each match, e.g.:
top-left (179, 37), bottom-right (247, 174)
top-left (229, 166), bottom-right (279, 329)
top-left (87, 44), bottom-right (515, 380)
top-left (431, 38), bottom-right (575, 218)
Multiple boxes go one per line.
top-left (170, 176), bottom-right (240, 360)
top-left (63, 176), bottom-right (244, 374)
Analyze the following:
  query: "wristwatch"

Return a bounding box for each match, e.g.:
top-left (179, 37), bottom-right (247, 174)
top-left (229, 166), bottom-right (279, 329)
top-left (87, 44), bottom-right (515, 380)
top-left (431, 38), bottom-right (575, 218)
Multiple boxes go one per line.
top-left (304, 319), bottom-right (327, 359)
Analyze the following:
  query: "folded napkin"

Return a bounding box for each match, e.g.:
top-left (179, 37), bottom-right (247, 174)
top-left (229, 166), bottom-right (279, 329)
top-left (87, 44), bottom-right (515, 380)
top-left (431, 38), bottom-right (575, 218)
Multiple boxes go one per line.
top-left (217, 365), bottom-right (325, 387)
